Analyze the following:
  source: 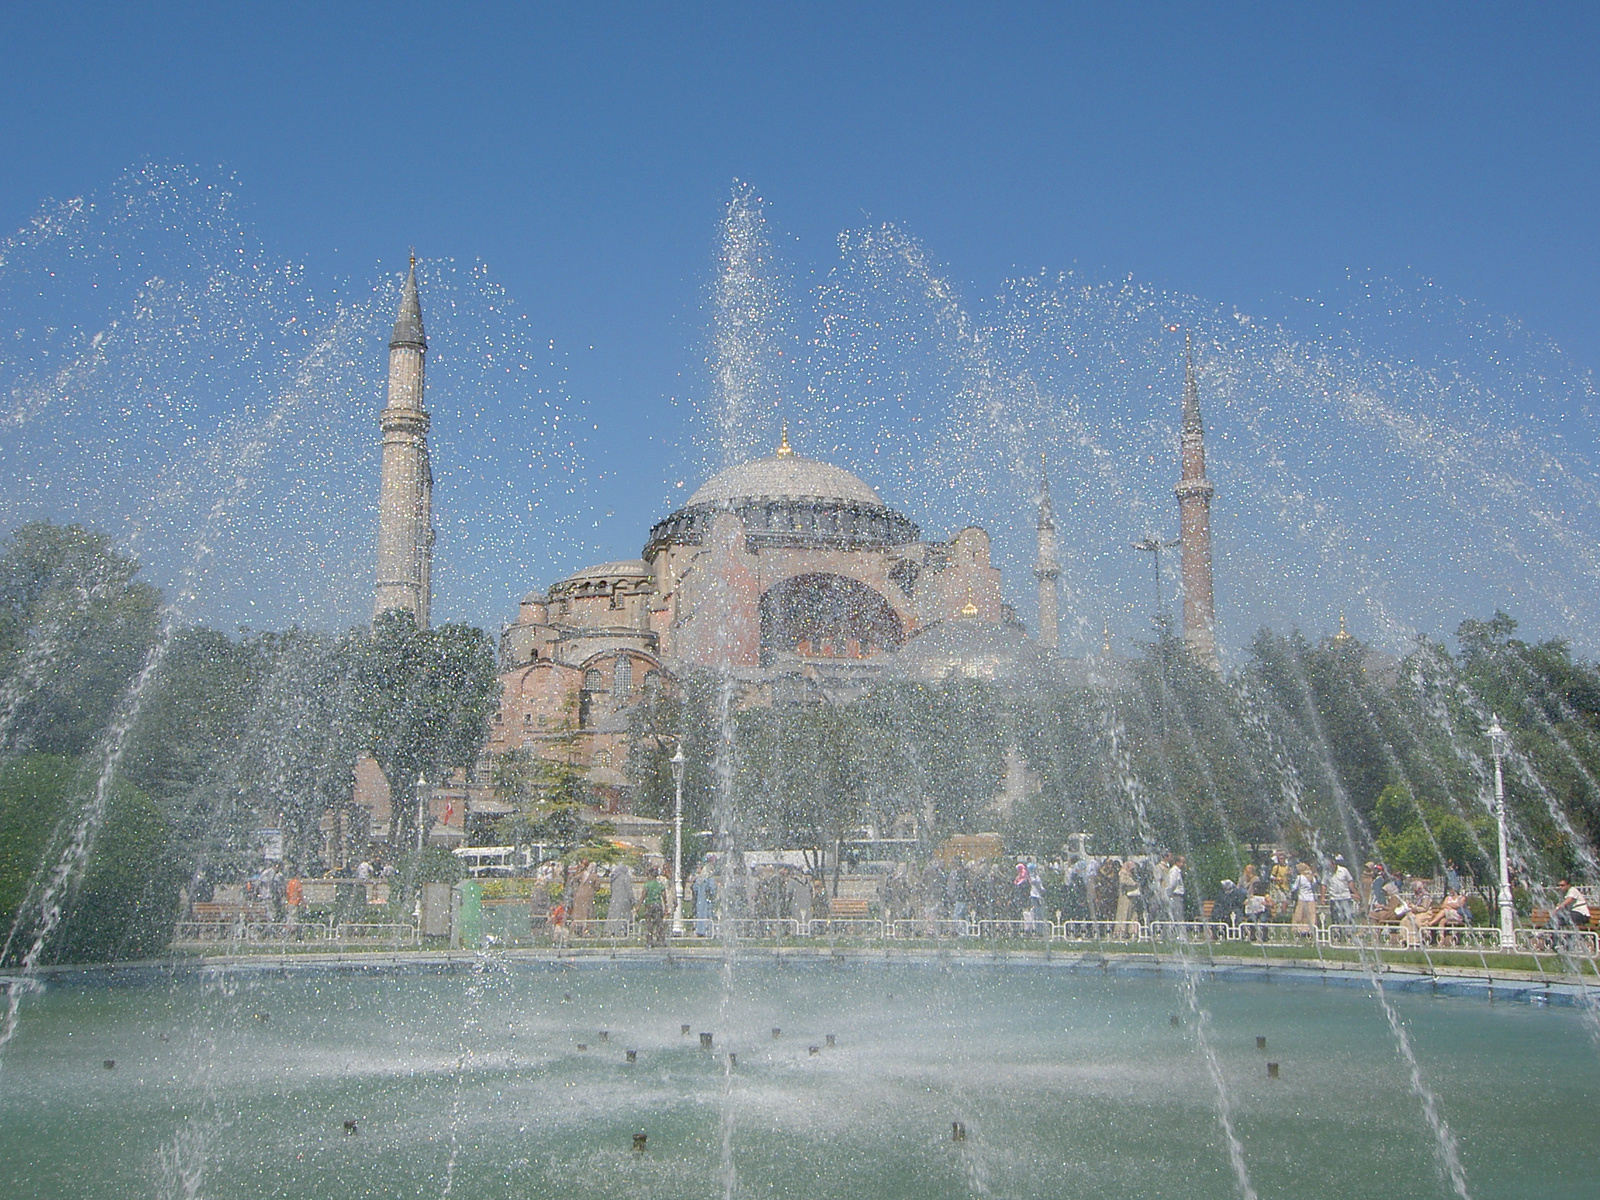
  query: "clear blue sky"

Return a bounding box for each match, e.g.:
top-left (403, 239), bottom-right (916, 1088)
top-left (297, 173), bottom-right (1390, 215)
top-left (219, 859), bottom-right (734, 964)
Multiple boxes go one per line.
top-left (6, 3), bottom-right (1594, 368)
top-left (3, 3), bottom-right (1598, 639)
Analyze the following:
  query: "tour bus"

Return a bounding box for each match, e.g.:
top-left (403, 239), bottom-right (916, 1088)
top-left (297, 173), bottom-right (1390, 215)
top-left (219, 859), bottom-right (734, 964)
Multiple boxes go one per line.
top-left (452, 846), bottom-right (517, 877)
top-left (451, 845), bottom-right (559, 876)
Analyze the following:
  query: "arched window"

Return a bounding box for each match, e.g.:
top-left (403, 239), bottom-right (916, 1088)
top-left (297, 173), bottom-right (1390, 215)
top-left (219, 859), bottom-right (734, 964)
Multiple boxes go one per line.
top-left (614, 655), bottom-right (632, 699)
top-left (584, 668), bottom-right (602, 692)
top-left (759, 573), bottom-right (904, 664)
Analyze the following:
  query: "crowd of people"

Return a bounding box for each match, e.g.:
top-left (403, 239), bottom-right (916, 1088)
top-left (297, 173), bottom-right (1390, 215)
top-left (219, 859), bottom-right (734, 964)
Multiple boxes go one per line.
top-left (197, 844), bottom-right (1594, 950)
top-left (538, 858), bottom-right (673, 946)
top-left (1059, 851), bottom-right (1478, 940)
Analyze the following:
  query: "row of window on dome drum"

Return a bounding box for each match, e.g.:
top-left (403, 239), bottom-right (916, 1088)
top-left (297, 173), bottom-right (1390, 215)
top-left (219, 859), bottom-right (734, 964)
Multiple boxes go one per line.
top-left (649, 502), bottom-right (912, 547)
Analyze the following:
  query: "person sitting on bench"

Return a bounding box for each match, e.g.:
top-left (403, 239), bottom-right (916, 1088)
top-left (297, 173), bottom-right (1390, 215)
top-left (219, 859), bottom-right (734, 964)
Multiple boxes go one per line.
top-left (1551, 880), bottom-right (1592, 929)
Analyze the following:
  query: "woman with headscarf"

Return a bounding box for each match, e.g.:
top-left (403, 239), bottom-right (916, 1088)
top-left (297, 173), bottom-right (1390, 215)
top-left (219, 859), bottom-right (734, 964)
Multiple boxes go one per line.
top-left (1114, 858), bottom-right (1140, 940)
top-left (693, 861), bottom-right (717, 937)
top-left (571, 863), bottom-right (598, 934)
top-left (605, 861), bottom-right (635, 937)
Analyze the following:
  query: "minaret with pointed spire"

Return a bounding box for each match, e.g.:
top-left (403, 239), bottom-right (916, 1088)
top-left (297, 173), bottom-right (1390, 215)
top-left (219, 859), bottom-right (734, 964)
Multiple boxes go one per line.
top-left (373, 255), bottom-right (435, 627)
top-left (1176, 332), bottom-right (1217, 668)
top-left (1035, 453), bottom-right (1060, 649)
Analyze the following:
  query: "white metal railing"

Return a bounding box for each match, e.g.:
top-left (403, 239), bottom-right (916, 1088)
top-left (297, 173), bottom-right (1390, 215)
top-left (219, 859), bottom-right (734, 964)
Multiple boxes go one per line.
top-left (334, 923), bottom-right (419, 945)
top-left (172, 920), bottom-right (417, 947)
top-left (975, 918), bottom-right (1050, 938)
top-left (172, 921), bottom-right (329, 945)
top-left (716, 918), bottom-right (802, 939)
top-left (174, 910), bottom-right (1594, 960)
top-left (1517, 927), bottom-right (1599, 956)
top-left (806, 917), bottom-right (885, 938)
top-left (889, 919), bottom-right (972, 939)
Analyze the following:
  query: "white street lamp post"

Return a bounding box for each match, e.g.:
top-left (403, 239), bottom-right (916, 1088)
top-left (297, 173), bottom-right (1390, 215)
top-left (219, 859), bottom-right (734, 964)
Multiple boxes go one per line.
top-left (416, 772), bottom-right (429, 853)
top-left (670, 744), bottom-right (687, 935)
top-left (1487, 716), bottom-right (1516, 949)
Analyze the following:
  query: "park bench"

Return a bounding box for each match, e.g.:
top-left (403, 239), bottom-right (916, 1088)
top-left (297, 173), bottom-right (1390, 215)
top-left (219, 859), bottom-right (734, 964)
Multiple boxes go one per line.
top-left (1530, 907), bottom-right (1600, 932)
top-left (826, 898), bottom-right (871, 920)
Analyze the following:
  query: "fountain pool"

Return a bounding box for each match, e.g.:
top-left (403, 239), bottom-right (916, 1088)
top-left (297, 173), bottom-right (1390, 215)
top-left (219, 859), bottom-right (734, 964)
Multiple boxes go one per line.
top-left (0, 959), bottom-right (1589, 1199)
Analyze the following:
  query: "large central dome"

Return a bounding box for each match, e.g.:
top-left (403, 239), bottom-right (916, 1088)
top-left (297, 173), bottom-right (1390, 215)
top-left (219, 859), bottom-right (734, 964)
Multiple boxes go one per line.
top-left (687, 452), bottom-right (885, 508)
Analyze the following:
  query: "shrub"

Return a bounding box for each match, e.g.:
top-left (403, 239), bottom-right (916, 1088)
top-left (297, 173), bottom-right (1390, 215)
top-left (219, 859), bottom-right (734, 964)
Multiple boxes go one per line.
top-left (0, 753), bottom-right (182, 964)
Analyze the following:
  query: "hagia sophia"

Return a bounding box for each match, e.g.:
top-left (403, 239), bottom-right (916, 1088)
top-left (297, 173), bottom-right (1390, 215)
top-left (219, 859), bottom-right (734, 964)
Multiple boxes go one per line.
top-left (352, 265), bottom-right (1218, 845)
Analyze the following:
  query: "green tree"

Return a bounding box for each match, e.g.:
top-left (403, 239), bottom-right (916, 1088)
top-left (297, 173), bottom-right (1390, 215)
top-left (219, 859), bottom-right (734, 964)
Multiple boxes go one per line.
top-left (347, 611), bottom-right (498, 849)
top-left (0, 521), bottom-right (160, 757)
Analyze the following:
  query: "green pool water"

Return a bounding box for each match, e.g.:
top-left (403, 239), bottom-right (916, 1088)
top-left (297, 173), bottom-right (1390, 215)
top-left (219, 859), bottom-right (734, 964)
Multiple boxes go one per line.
top-left (0, 959), bottom-right (1591, 1199)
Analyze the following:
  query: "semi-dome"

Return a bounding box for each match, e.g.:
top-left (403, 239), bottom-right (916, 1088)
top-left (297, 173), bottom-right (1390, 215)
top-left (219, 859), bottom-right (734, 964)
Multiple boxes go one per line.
top-left (687, 453), bottom-right (884, 509)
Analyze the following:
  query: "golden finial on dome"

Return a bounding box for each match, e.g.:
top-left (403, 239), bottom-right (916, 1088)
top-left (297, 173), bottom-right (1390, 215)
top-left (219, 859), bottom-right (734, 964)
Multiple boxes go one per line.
top-left (1102, 618), bottom-right (1112, 655)
top-left (776, 422), bottom-right (794, 457)
top-left (1333, 610), bottom-right (1352, 643)
top-left (960, 584), bottom-right (979, 618)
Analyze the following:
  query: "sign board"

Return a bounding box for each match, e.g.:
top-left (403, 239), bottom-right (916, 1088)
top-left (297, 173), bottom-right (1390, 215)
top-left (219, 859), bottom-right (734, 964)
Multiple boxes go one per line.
top-left (255, 829), bottom-right (284, 862)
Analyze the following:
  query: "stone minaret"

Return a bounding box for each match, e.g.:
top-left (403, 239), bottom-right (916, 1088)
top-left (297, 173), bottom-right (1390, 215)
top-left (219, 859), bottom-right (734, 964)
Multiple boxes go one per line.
top-left (1035, 453), bottom-right (1059, 649)
top-left (373, 257), bottom-right (435, 627)
top-left (1175, 332), bottom-right (1217, 668)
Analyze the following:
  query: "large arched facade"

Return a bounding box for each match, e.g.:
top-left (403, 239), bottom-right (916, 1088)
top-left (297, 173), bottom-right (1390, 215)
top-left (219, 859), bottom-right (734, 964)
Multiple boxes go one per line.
top-left (758, 573), bottom-right (904, 664)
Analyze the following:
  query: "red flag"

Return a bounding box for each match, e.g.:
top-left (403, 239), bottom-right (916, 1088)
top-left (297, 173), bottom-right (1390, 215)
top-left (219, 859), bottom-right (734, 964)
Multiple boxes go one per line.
top-left (443, 802), bottom-right (454, 823)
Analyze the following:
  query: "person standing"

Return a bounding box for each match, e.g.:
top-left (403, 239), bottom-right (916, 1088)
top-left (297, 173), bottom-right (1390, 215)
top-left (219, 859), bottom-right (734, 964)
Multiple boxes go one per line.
top-left (1269, 853), bottom-right (1292, 919)
top-left (1026, 862), bottom-right (1046, 933)
top-left (1167, 855), bottom-right (1186, 923)
top-left (946, 863), bottom-right (969, 925)
top-left (571, 863), bottom-right (598, 934)
top-left (1291, 862), bottom-right (1318, 937)
top-left (641, 867), bottom-right (668, 946)
top-left (1095, 857), bottom-right (1119, 936)
top-left (1244, 878), bottom-right (1269, 941)
top-left (1114, 858), bottom-right (1140, 939)
top-left (605, 861), bottom-right (635, 938)
top-left (1326, 855), bottom-right (1357, 927)
top-left (693, 862), bottom-right (716, 937)
top-left (1444, 859), bottom-right (1462, 895)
